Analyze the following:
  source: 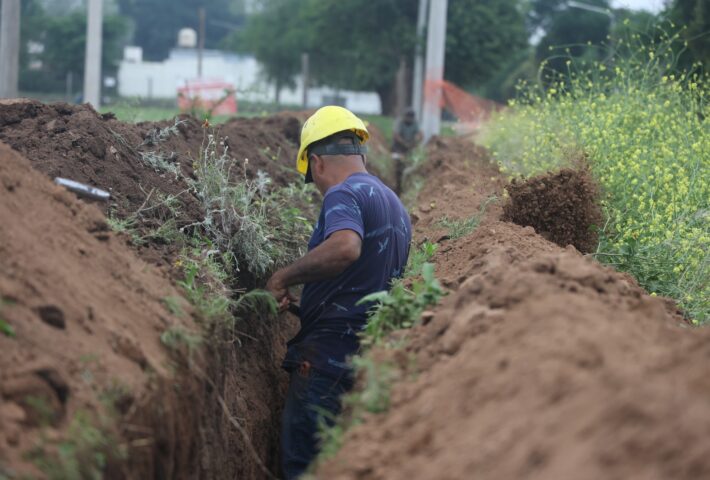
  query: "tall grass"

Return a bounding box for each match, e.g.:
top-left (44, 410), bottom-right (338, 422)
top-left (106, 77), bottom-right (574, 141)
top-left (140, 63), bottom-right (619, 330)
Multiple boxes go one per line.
top-left (481, 28), bottom-right (709, 323)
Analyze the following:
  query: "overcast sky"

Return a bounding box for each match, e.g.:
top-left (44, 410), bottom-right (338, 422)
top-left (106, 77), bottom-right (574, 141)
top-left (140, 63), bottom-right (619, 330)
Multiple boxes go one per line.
top-left (611, 0), bottom-right (667, 13)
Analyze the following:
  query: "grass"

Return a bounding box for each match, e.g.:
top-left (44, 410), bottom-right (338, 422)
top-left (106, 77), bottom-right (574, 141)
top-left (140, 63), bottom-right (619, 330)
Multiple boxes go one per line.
top-left (404, 241), bottom-right (438, 278)
top-left (436, 195), bottom-right (497, 240)
top-left (481, 28), bottom-right (709, 323)
top-left (160, 325), bottom-right (203, 358)
top-left (26, 410), bottom-right (125, 480)
top-left (0, 297), bottom-right (16, 338)
top-left (357, 263), bottom-right (443, 347)
top-left (360, 114), bottom-right (394, 144)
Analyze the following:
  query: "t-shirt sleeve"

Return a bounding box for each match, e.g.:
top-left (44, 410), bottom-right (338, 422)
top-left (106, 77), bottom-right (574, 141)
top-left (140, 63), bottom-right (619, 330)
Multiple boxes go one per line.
top-left (322, 188), bottom-right (365, 240)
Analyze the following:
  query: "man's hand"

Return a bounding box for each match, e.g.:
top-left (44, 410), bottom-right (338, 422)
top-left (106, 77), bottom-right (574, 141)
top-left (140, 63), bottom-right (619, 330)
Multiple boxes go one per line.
top-left (266, 270), bottom-right (297, 312)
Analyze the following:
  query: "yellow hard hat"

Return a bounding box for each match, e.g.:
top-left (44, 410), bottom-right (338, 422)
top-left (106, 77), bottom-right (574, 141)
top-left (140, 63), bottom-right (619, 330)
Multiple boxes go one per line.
top-left (296, 106), bottom-right (370, 178)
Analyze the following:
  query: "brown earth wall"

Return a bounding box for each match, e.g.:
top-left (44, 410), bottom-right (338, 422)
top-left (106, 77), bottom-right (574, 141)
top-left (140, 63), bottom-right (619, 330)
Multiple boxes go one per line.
top-left (0, 99), bottom-right (328, 479)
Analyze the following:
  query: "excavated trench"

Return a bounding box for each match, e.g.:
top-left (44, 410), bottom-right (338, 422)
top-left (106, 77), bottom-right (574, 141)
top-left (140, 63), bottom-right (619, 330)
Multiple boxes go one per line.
top-left (3, 100), bottom-right (709, 480)
top-left (0, 100), bottom-right (317, 479)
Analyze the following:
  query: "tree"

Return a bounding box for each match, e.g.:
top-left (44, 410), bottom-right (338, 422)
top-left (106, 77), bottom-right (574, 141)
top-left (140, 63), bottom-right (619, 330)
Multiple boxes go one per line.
top-left (117, 0), bottom-right (246, 61)
top-left (238, 0), bottom-right (529, 113)
top-left (535, 0), bottom-right (612, 77)
top-left (16, 2), bottom-right (129, 93)
top-left (299, 0), bottom-right (419, 113)
top-left (227, 0), bottom-right (303, 104)
top-left (445, 0), bottom-right (528, 88)
top-left (670, 0), bottom-right (710, 69)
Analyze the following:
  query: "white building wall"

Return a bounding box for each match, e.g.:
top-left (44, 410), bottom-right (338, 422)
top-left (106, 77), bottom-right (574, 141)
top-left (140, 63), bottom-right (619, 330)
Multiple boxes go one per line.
top-left (117, 47), bottom-right (381, 115)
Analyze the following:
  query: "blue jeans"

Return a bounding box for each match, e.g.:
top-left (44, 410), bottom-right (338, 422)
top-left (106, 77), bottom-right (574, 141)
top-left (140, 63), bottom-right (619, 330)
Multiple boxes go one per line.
top-left (281, 364), bottom-right (353, 479)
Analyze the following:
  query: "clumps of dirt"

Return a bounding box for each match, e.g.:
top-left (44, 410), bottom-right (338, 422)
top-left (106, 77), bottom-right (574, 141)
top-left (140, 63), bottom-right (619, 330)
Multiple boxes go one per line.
top-left (503, 168), bottom-right (603, 253)
top-left (0, 143), bottom-right (200, 478)
top-left (0, 99), bottom-right (302, 222)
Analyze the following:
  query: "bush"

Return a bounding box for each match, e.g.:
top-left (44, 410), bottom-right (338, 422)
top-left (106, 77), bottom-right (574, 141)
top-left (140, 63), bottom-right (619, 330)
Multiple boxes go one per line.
top-left (481, 28), bottom-right (709, 323)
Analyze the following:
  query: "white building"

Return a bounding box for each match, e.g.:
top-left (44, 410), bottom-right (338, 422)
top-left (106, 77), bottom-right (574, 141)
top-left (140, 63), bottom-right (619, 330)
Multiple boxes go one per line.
top-left (117, 46), bottom-right (382, 115)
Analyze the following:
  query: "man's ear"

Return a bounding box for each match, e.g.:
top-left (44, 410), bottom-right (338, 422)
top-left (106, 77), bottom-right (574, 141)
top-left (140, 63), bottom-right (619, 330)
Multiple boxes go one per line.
top-left (310, 154), bottom-right (323, 176)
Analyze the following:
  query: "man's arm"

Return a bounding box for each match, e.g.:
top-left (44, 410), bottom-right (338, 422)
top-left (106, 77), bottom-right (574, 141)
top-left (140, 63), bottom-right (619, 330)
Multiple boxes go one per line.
top-left (266, 230), bottom-right (362, 309)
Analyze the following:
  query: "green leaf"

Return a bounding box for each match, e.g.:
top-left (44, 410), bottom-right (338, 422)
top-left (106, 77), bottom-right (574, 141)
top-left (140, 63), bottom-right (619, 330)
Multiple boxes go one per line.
top-left (0, 318), bottom-right (15, 338)
top-left (357, 291), bottom-right (389, 306)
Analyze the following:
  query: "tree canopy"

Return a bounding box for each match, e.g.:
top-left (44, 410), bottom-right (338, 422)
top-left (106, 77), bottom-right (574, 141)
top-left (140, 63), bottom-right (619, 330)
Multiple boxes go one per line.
top-left (534, 0), bottom-right (612, 76)
top-left (17, 2), bottom-right (128, 93)
top-left (236, 0), bottom-right (529, 111)
top-left (116, 0), bottom-right (247, 61)
top-left (670, 0), bottom-right (710, 68)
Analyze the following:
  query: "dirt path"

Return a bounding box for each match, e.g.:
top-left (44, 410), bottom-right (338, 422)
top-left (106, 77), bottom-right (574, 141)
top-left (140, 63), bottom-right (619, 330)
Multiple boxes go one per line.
top-left (317, 136), bottom-right (710, 480)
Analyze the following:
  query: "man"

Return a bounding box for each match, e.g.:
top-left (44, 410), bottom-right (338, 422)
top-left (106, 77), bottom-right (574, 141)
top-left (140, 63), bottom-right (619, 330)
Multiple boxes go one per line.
top-left (266, 106), bottom-right (411, 479)
top-left (391, 107), bottom-right (423, 194)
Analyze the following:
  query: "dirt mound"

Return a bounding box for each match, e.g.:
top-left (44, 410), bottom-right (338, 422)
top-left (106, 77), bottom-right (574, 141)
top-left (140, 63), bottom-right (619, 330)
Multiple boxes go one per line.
top-left (0, 99), bottom-right (307, 272)
top-left (0, 99), bottom-right (301, 219)
top-left (503, 168), bottom-right (603, 253)
top-left (411, 135), bottom-right (504, 230)
top-left (317, 137), bottom-right (706, 480)
top-left (0, 142), bottom-right (199, 478)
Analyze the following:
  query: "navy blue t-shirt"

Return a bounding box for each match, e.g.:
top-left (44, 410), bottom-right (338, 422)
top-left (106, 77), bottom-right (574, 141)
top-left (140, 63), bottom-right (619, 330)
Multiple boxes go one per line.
top-left (283, 172), bottom-right (411, 378)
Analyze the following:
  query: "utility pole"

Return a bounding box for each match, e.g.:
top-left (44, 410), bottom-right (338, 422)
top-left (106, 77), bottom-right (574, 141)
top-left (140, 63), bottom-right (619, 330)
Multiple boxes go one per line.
top-left (0, 0), bottom-right (21, 98)
top-left (395, 57), bottom-right (407, 116)
top-left (301, 53), bottom-right (309, 108)
top-left (198, 7), bottom-right (205, 78)
top-left (412, 0), bottom-right (428, 119)
top-left (83, 0), bottom-right (103, 107)
top-left (421, 0), bottom-right (447, 142)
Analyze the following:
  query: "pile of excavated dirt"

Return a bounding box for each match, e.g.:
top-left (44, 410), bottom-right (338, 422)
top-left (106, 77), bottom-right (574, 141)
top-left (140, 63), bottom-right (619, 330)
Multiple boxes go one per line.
top-left (0, 143), bottom-right (199, 478)
top-left (0, 99), bottom-right (303, 269)
top-left (503, 168), bottom-right (603, 253)
top-left (317, 137), bottom-right (708, 480)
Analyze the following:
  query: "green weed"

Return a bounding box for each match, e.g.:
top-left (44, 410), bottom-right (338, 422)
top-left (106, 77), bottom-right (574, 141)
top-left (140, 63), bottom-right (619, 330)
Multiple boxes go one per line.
top-left (139, 151), bottom-right (181, 178)
top-left (436, 196), bottom-right (497, 240)
top-left (358, 263), bottom-right (443, 347)
top-left (143, 218), bottom-right (181, 244)
top-left (24, 395), bottom-right (55, 427)
top-left (191, 133), bottom-right (276, 278)
top-left (191, 132), bottom-right (318, 280)
top-left (404, 241), bottom-right (438, 278)
top-left (0, 319), bottom-right (14, 338)
top-left (0, 298), bottom-right (15, 338)
top-left (162, 296), bottom-right (186, 317)
top-left (27, 410), bottom-right (124, 480)
top-left (177, 250), bottom-right (233, 322)
top-left (140, 117), bottom-right (185, 147)
top-left (106, 214), bottom-right (144, 246)
top-left (160, 326), bottom-right (202, 358)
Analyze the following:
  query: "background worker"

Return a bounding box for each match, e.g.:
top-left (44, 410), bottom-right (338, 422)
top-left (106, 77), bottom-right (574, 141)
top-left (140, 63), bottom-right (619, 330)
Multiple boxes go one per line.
top-left (391, 107), bottom-right (423, 194)
top-left (266, 106), bottom-right (411, 479)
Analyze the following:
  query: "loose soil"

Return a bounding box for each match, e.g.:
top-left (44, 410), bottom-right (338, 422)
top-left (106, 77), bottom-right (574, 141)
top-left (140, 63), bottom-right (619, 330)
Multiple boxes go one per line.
top-left (503, 168), bottom-right (603, 253)
top-left (317, 136), bottom-right (709, 480)
top-left (0, 143), bottom-right (199, 478)
top-left (0, 99), bottom-right (303, 270)
top-left (0, 100), bottom-right (313, 479)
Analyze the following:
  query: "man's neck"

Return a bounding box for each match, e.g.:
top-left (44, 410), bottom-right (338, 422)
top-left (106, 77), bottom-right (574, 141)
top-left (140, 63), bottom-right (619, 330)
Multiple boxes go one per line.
top-left (320, 158), bottom-right (367, 193)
